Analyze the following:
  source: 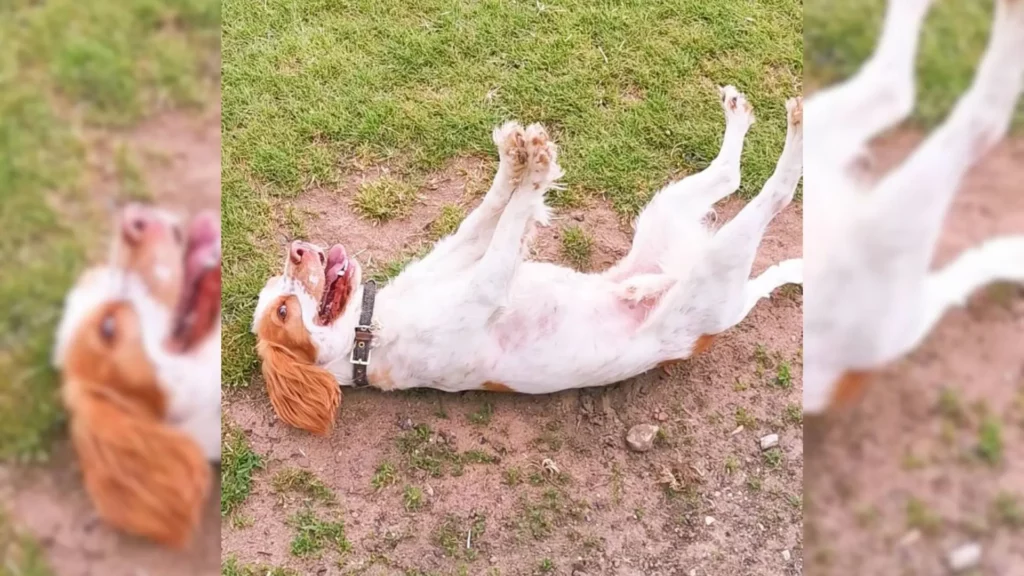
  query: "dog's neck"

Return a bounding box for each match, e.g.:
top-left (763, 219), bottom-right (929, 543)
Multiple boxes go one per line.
top-left (311, 284), bottom-right (401, 390)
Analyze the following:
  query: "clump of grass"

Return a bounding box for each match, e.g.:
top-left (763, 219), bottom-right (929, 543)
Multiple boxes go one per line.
top-left (222, 422), bottom-right (265, 516)
top-left (403, 485), bottom-right (425, 511)
top-left (747, 477), bottom-right (762, 492)
top-left (288, 508), bottom-right (351, 558)
top-left (517, 489), bottom-right (587, 541)
top-left (222, 557), bottom-right (299, 576)
top-left (724, 455), bottom-right (740, 475)
top-left (538, 558), bottom-right (555, 573)
top-left (271, 468), bottom-right (336, 504)
top-left (773, 361), bottom-right (793, 389)
top-left (0, 511), bottom-right (51, 575)
top-left (938, 387), bottom-right (967, 425)
top-left (977, 415), bottom-right (1004, 466)
top-left (992, 492), bottom-right (1023, 529)
top-left (352, 176), bottom-right (417, 223)
top-left (560, 225), bottom-right (593, 271)
top-left (784, 403), bottom-right (802, 425)
top-left (763, 448), bottom-right (783, 469)
top-left (366, 246), bottom-right (430, 284)
top-left (463, 450), bottom-right (498, 464)
top-left (906, 497), bottom-right (942, 536)
top-left (371, 461), bottom-right (398, 490)
top-left (430, 204), bottom-right (465, 240)
top-left (734, 407), bottom-right (756, 429)
top-left (283, 205), bottom-right (307, 238)
top-left (433, 514), bottom-right (486, 559)
top-left (504, 467), bottom-right (522, 486)
top-left (468, 402), bottom-right (494, 426)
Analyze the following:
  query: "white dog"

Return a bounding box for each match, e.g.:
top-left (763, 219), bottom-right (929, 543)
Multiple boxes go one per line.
top-left (803, 0), bottom-right (1024, 413)
top-left (252, 87), bottom-right (803, 436)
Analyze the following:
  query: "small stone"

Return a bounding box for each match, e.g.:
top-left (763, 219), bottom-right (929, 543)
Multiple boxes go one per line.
top-left (490, 556), bottom-right (498, 565)
top-left (704, 516), bottom-right (715, 526)
top-left (782, 550), bottom-right (791, 562)
top-left (398, 417), bottom-right (413, 430)
top-left (948, 542), bottom-right (982, 572)
top-left (626, 424), bottom-right (660, 452)
top-left (759, 434), bottom-right (779, 450)
top-left (689, 570), bottom-right (697, 576)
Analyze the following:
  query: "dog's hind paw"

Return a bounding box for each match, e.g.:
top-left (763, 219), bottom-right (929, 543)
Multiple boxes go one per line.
top-left (719, 85), bottom-right (755, 129)
top-left (521, 123), bottom-right (564, 195)
top-left (786, 96), bottom-right (803, 127)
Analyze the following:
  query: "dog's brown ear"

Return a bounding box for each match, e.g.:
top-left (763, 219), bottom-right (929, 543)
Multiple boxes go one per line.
top-left (257, 341), bottom-right (341, 436)
top-left (70, 386), bottom-right (210, 549)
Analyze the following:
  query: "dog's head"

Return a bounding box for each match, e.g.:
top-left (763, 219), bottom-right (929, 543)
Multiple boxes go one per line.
top-left (251, 241), bottom-right (362, 436)
top-left (53, 204), bottom-right (218, 548)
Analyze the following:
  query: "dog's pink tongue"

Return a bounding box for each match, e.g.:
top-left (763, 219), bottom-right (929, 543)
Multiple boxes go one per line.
top-left (325, 244), bottom-right (348, 279)
top-left (184, 211), bottom-right (220, 286)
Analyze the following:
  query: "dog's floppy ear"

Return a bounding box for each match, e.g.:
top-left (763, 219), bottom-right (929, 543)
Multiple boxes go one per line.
top-left (257, 341), bottom-right (340, 436)
top-left (70, 386), bottom-right (210, 549)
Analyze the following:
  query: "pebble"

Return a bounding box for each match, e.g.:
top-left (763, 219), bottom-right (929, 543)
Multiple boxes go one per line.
top-left (398, 416), bottom-right (413, 430)
top-left (704, 516), bottom-right (716, 526)
top-left (948, 542), bottom-right (981, 572)
top-left (759, 434), bottom-right (779, 450)
top-left (782, 550), bottom-right (791, 562)
top-left (626, 424), bottom-right (660, 452)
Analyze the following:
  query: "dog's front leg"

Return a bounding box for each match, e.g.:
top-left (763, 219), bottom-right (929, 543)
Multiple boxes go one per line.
top-left (471, 124), bottom-right (562, 305)
top-left (422, 122), bottom-right (551, 272)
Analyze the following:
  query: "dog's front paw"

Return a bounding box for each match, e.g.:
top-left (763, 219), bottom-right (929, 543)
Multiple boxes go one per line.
top-left (719, 85), bottom-right (755, 130)
top-left (493, 121), bottom-right (529, 180)
top-left (786, 96), bottom-right (803, 128)
top-left (521, 123), bottom-right (564, 194)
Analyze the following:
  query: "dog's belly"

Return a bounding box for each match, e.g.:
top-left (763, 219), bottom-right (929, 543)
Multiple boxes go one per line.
top-left (473, 264), bottom-right (664, 393)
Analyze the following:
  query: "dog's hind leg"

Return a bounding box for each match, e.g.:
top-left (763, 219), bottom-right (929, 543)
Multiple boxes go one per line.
top-left (607, 86), bottom-right (754, 281)
top-left (660, 97), bottom-right (802, 337)
top-left (857, 0), bottom-right (1024, 356)
top-left (471, 124), bottom-right (563, 305)
top-left (737, 258), bottom-right (803, 322)
top-left (805, 0), bottom-right (933, 170)
top-left (419, 122), bottom-right (550, 272)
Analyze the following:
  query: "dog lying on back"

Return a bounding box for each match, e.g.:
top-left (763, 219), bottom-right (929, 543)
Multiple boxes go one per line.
top-left (803, 0), bottom-right (1024, 413)
top-left (52, 204), bottom-right (221, 548)
top-left (253, 86), bottom-right (804, 436)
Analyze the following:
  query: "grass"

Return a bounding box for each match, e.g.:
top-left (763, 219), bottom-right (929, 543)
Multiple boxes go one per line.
top-left (271, 468), bottom-right (336, 505)
top-left (222, 421), bottom-right (266, 516)
top-left (805, 0), bottom-right (1023, 128)
top-left (372, 461), bottom-right (399, 491)
top-left (220, 0), bottom-right (803, 388)
top-left (467, 402), bottom-right (494, 426)
top-left (976, 415), bottom-right (1004, 466)
top-left (403, 485), bottom-right (426, 512)
top-left (352, 176), bottom-right (419, 223)
top-left (905, 497), bottom-right (942, 536)
top-left (992, 492), bottom-right (1024, 530)
top-left (288, 508), bottom-right (352, 558)
top-left (222, 557), bottom-right (299, 576)
top-left (433, 514), bottom-right (486, 559)
top-left (0, 0), bottom-right (218, 461)
top-left (560, 225), bottom-right (593, 271)
top-left (430, 205), bottom-right (466, 240)
top-left (0, 511), bottom-right (52, 576)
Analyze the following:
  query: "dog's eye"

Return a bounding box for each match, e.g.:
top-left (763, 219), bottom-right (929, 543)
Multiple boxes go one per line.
top-left (99, 314), bottom-right (116, 343)
top-left (277, 304), bottom-right (288, 320)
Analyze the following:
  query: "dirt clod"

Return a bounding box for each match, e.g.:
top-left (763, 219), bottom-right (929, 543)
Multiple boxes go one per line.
top-left (626, 424), bottom-right (660, 452)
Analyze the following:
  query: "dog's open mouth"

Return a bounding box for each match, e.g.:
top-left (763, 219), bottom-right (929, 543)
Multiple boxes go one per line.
top-left (318, 243), bottom-right (355, 325)
top-left (169, 213), bottom-right (221, 352)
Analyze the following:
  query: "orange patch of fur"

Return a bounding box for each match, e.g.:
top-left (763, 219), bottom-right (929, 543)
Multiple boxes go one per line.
top-left (480, 381), bottom-right (514, 393)
top-left (828, 370), bottom-right (871, 409)
top-left (255, 296), bottom-right (340, 436)
top-left (369, 367), bottom-right (396, 391)
top-left (62, 302), bottom-right (209, 548)
top-left (656, 334), bottom-right (717, 372)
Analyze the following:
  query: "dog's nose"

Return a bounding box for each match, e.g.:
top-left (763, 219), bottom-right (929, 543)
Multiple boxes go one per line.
top-left (289, 241), bottom-right (306, 265)
top-left (121, 204), bottom-right (152, 245)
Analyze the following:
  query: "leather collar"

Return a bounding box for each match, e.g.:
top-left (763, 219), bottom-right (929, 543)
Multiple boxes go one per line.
top-left (349, 281), bottom-right (377, 387)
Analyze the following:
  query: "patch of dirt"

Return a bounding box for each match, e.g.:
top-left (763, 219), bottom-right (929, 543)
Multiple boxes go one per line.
top-left (291, 157), bottom-right (495, 268)
top-left (1, 103), bottom-right (222, 575)
top-left (224, 167), bottom-right (804, 575)
top-left (805, 134), bottom-right (1024, 574)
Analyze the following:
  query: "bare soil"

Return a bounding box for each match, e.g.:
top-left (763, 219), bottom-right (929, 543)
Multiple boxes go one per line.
top-left (223, 162), bottom-right (804, 575)
top-left (1, 104), bottom-right (223, 575)
top-left (805, 134), bottom-right (1024, 575)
